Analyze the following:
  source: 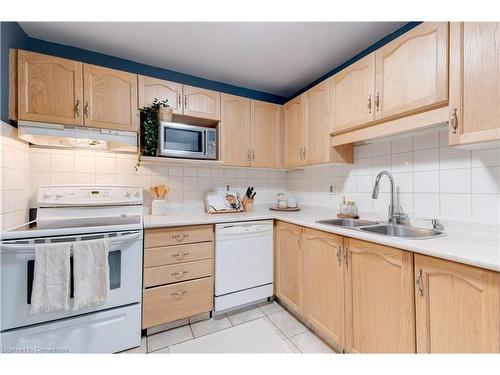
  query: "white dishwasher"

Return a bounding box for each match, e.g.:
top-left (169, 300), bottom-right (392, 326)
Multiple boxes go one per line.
top-left (215, 220), bottom-right (274, 312)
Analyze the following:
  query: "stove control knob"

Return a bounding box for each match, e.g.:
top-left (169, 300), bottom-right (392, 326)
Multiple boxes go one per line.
top-left (55, 191), bottom-right (63, 198)
top-left (134, 191), bottom-right (140, 198)
top-left (43, 192), bottom-right (52, 199)
top-left (124, 192), bottom-right (131, 198)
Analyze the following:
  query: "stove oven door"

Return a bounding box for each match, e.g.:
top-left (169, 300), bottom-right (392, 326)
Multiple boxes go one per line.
top-left (1, 230), bottom-right (143, 331)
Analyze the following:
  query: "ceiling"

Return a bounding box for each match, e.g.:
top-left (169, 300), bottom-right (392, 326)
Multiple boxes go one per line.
top-left (19, 22), bottom-right (405, 98)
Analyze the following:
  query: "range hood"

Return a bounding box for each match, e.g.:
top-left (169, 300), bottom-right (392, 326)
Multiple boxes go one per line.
top-left (17, 121), bottom-right (138, 153)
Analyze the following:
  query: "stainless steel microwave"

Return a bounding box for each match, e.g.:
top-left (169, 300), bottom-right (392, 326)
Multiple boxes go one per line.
top-left (159, 122), bottom-right (217, 160)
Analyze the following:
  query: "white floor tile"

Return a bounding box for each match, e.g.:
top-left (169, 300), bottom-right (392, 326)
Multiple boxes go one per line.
top-left (226, 305), bottom-right (265, 326)
top-left (190, 315), bottom-right (232, 338)
top-left (289, 331), bottom-right (334, 353)
top-left (258, 301), bottom-right (285, 316)
top-left (268, 310), bottom-right (307, 338)
top-left (147, 325), bottom-right (193, 352)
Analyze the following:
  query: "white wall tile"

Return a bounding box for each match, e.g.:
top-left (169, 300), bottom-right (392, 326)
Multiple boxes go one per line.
top-left (472, 194), bottom-right (500, 223)
top-left (414, 130), bottom-right (440, 150)
top-left (357, 175), bottom-right (373, 193)
top-left (95, 155), bottom-right (116, 174)
top-left (414, 148), bottom-right (439, 171)
top-left (393, 172), bottom-right (413, 193)
top-left (391, 136), bottom-right (413, 154)
top-left (30, 149), bottom-right (51, 172)
top-left (355, 158), bottom-right (372, 176)
top-left (414, 171), bottom-right (439, 193)
top-left (440, 194), bottom-right (472, 219)
top-left (51, 172), bottom-right (74, 184)
top-left (414, 193), bottom-right (440, 217)
top-left (372, 140), bottom-right (391, 157)
top-left (391, 152), bottom-right (413, 173)
top-left (51, 152), bottom-right (74, 173)
top-left (439, 147), bottom-right (471, 170)
top-left (471, 167), bottom-right (500, 194)
top-left (472, 148), bottom-right (500, 168)
top-left (354, 144), bottom-right (372, 159)
top-left (439, 169), bottom-right (471, 194)
top-left (373, 155), bottom-right (391, 172)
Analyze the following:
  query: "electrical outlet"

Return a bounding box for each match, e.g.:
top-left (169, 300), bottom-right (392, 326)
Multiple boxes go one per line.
top-left (226, 185), bottom-right (230, 191)
top-left (329, 184), bottom-right (337, 194)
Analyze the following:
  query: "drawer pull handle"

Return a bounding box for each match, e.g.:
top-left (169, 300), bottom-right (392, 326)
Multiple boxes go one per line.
top-left (173, 233), bottom-right (189, 241)
top-left (172, 270), bottom-right (189, 279)
top-left (336, 246), bottom-right (342, 266)
top-left (171, 252), bottom-right (189, 260)
top-left (171, 290), bottom-right (188, 298)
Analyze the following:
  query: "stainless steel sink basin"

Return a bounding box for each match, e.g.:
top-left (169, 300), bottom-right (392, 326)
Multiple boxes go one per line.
top-left (359, 224), bottom-right (444, 239)
top-left (316, 218), bottom-right (379, 228)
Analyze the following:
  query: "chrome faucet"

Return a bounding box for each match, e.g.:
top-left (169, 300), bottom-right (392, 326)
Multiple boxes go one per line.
top-left (372, 170), bottom-right (409, 225)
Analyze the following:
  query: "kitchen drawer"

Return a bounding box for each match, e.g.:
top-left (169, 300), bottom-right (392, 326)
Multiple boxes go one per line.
top-left (142, 277), bottom-right (213, 329)
top-left (144, 259), bottom-right (213, 288)
top-left (145, 225), bottom-right (214, 248)
top-left (144, 242), bottom-right (214, 267)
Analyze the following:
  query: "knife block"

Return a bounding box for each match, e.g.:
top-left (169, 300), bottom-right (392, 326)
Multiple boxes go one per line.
top-left (242, 196), bottom-right (254, 212)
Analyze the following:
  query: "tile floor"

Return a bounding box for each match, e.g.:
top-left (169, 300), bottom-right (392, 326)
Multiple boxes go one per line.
top-left (121, 301), bottom-right (335, 354)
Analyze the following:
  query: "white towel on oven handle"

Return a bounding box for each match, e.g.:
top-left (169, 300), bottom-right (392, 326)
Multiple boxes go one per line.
top-left (72, 238), bottom-right (110, 310)
top-left (30, 242), bottom-right (71, 314)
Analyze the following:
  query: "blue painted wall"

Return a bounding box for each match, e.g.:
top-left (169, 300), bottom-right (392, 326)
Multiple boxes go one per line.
top-left (1, 21), bottom-right (422, 125)
top-left (0, 22), bottom-right (27, 123)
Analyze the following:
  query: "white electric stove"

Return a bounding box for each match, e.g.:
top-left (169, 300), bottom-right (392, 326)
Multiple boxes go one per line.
top-left (1, 185), bottom-right (144, 354)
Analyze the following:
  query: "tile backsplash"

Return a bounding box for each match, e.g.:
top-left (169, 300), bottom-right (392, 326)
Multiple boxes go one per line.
top-left (287, 127), bottom-right (500, 223)
top-left (28, 147), bottom-right (287, 211)
top-left (0, 123), bottom-right (30, 230)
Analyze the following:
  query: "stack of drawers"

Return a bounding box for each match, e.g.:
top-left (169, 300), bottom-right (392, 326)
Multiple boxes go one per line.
top-left (142, 225), bottom-right (214, 329)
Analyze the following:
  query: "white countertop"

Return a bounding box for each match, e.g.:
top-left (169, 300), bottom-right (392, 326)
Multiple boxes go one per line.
top-left (144, 205), bottom-right (500, 272)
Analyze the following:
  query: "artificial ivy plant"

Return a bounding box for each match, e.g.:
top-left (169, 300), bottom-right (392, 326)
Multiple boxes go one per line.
top-left (139, 98), bottom-right (169, 157)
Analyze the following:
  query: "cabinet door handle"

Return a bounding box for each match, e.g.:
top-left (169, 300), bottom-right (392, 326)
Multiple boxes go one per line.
top-left (375, 92), bottom-right (380, 111)
top-left (416, 269), bottom-right (424, 296)
top-left (171, 251), bottom-right (189, 260)
top-left (252, 149), bottom-right (255, 161)
top-left (171, 290), bottom-right (188, 298)
top-left (367, 95), bottom-right (372, 113)
top-left (172, 270), bottom-right (189, 279)
top-left (184, 94), bottom-right (188, 108)
top-left (344, 248), bottom-right (349, 269)
top-left (450, 108), bottom-right (458, 134)
top-left (178, 93), bottom-right (182, 109)
top-left (247, 149), bottom-right (251, 162)
top-left (172, 233), bottom-right (189, 242)
top-left (75, 100), bottom-right (80, 117)
top-left (84, 101), bottom-right (89, 118)
top-left (336, 246), bottom-right (342, 266)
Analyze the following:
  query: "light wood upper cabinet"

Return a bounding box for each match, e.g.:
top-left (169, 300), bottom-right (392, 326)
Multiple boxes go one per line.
top-left (375, 22), bottom-right (448, 120)
top-left (275, 221), bottom-right (303, 314)
top-left (414, 254), bottom-right (500, 353)
top-left (83, 64), bottom-right (138, 131)
top-left (449, 22), bottom-right (500, 146)
top-left (344, 238), bottom-right (415, 353)
top-left (138, 75), bottom-right (183, 114)
top-left (183, 85), bottom-right (221, 121)
top-left (251, 100), bottom-right (281, 168)
top-left (305, 80), bottom-right (331, 165)
top-left (17, 50), bottom-right (83, 125)
top-left (284, 94), bottom-right (306, 168)
top-left (330, 53), bottom-right (375, 132)
top-left (303, 228), bottom-right (345, 348)
top-left (220, 93), bottom-right (251, 166)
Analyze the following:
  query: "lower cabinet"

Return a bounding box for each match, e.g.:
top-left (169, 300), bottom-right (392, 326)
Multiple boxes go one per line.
top-left (414, 254), bottom-right (500, 353)
top-left (302, 228), bottom-right (345, 348)
top-left (275, 221), bottom-right (303, 314)
top-left (274, 221), bottom-right (500, 353)
top-left (344, 238), bottom-right (415, 353)
top-left (142, 225), bottom-right (214, 329)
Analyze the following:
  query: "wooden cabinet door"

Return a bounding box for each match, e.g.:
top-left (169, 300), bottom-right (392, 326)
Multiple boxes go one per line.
top-left (17, 50), bottom-right (83, 125)
top-left (275, 221), bottom-right (303, 314)
top-left (303, 228), bottom-right (344, 347)
top-left (138, 75), bottom-right (183, 114)
top-left (220, 93), bottom-right (251, 166)
top-left (415, 254), bottom-right (500, 353)
top-left (330, 53), bottom-right (375, 132)
top-left (375, 22), bottom-right (448, 120)
top-left (183, 85), bottom-right (221, 121)
top-left (83, 64), bottom-right (138, 131)
top-left (305, 80), bottom-right (330, 165)
top-left (251, 100), bottom-right (281, 168)
top-left (284, 94), bottom-right (306, 168)
top-left (449, 22), bottom-right (500, 146)
top-left (344, 238), bottom-right (415, 353)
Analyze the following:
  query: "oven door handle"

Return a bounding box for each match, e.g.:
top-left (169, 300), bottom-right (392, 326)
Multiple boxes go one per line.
top-left (1, 232), bottom-right (142, 254)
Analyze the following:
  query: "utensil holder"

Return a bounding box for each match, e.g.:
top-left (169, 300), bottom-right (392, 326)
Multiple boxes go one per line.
top-left (242, 196), bottom-right (254, 212)
top-left (151, 199), bottom-right (167, 216)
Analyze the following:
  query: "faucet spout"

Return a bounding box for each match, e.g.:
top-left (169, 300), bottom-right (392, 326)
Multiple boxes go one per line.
top-left (372, 170), bottom-right (395, 224)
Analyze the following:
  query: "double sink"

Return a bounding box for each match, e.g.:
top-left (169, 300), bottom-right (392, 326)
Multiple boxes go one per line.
top-left (315, 218), bottom-right (444, 239)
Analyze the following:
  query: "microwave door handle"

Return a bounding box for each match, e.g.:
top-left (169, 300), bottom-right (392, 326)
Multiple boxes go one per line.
top-left (202, 130), bottom-right (207, 155)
